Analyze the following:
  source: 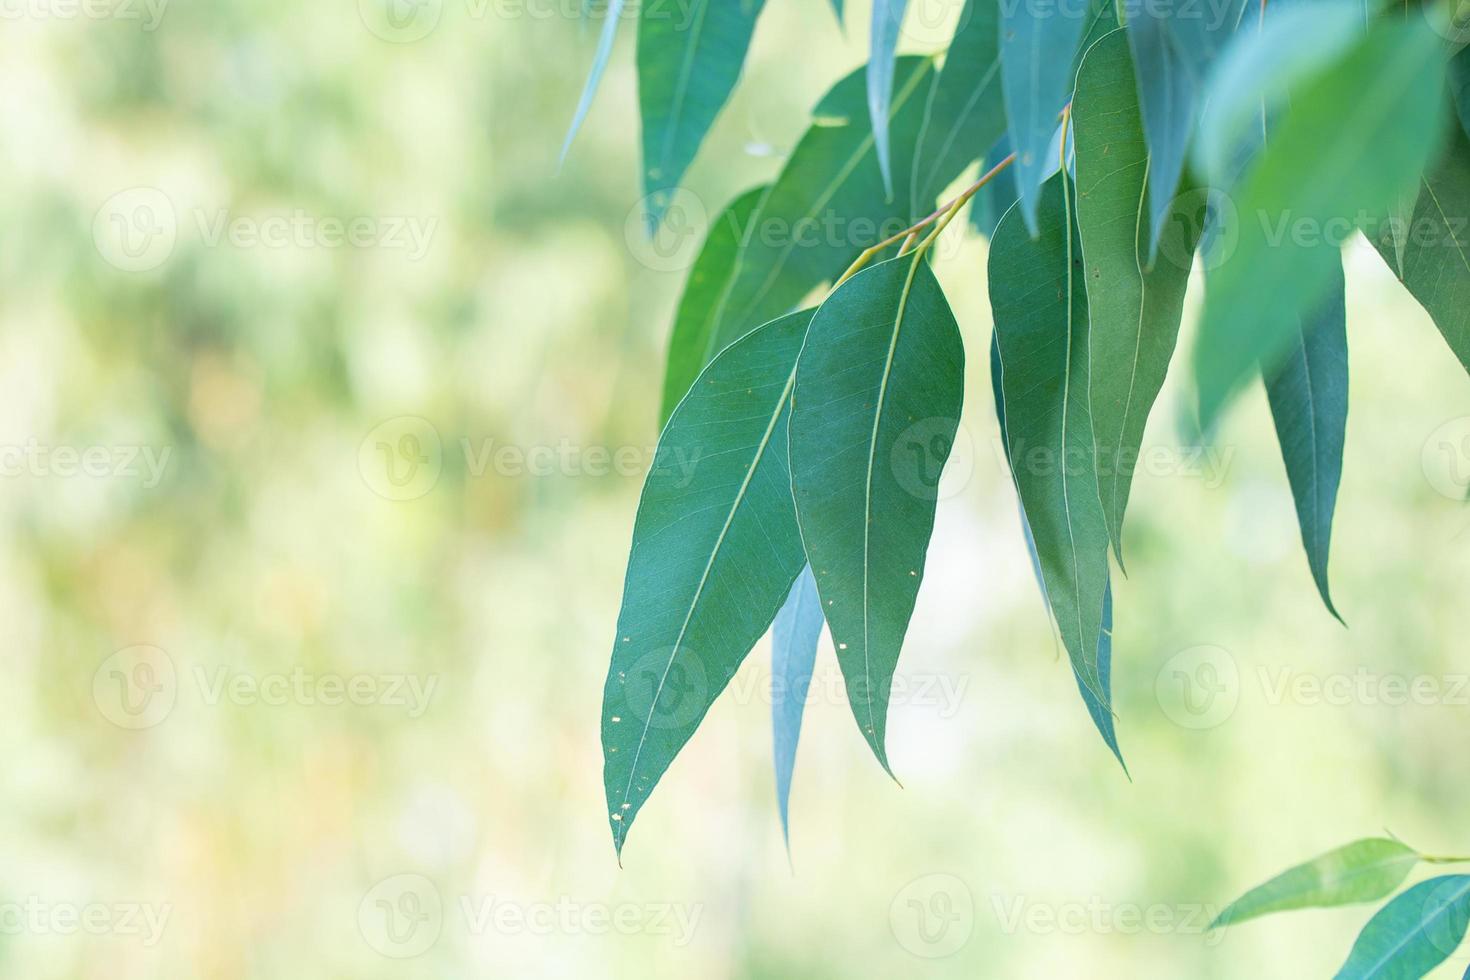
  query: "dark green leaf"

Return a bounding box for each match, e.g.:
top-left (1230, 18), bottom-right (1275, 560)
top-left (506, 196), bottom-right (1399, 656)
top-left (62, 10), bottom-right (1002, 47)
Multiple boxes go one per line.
top-left (560, 0), bottom-right (629, 167)
top-left (1191, 20), bottom-right (1446, 428)
top-left (1453, 47), bottom-right (1470, 139)
top-left (1073, 29), bottom-right (1198, 567)
top-left (1213, 839), bottom-right (1419, 930)
top-left (771, 565), bottom-right (823, 849)
top-left (990, 173), bottom-right (1112, 711)
top-left (789, 257), bottom-right (963, 773)
top-left (1334, 875), bottom-right (1470, 979)
top-left (1263, 256), bottom-right (1348, 621)
top-left (1370, 120), bottom-right (1470, 376)
top-left (659, 184), bottom-right (770, 423)
top-left (910, 0), bottom-right (1005, 214)
top-left (603, 309), bottom-right (813, 857)
top-left (638, 0), bottom-right (768, 227)
top-left (869, 0), bottom-right (911, 197)
top-left (1122, 0), bottom-right (1248, 255)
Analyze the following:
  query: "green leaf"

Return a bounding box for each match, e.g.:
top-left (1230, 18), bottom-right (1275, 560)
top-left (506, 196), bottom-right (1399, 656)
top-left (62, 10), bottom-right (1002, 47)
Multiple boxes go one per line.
top-left (771, 565), bottom-right (823, 849)
top-left (1192, 19), bottom-right (1447, 429)
top-left (1122, 0), bottom-right (1249, 255)
top-left (638, 0), bottom-right (768, 227)
top-left (789, 256), bottom-right (964, 774)
top-left (1453, 47), bottom-right (1470, 139)
top-left (969, 134), bottom-right (1019, 238)
top-left (1370, 120), bottom-right (1470, 376)
top-left (603, 308), bottom-right (814, 857)
top-left (910, 0), bottom-right (1005, 214)
top-left (1263, 256), bottom-right (1348, 621)
top-left (560, 0), bottom-right (629, 168)
top-left (828, 0), bottom-right (844, 24)
top-left (1213, 838), bottom-right (1420, 929)
top-left (990, 172), bottom-right (1112, 712)
top-left (999, 0), bottom-right (1091, 233)
top-left (1073, 29), bottom-right (1199, 568)
top-left (705, 56), bottom-right (937, 350)
top-left (869, 0), bottom-right (911, 197)
top-left (1334, 875), bottom-right (1470, 979)
top-left (659, 183), bottom-right (769, 424)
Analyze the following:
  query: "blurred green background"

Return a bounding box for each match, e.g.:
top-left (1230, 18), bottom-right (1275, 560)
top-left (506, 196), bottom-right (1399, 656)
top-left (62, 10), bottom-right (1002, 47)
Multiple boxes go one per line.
top-left (2, 0), bottom-right (1469, 977)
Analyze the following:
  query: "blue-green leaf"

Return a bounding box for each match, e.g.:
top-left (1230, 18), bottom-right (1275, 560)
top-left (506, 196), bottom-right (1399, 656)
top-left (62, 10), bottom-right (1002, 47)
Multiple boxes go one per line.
top-left (1213, 838), bottom-right (1420, 929)
top-left (659, 184), bottom-right (770, 423)
top-left (969, 135), bottom-right (1019, 237)
top-left (638, 0), bottom-right (768, 227)
top-left (990, 172), bottom-right (1112, 713)
top-left (789, 256), bottom-right (964, 774)
top-left (1453, 47), bottom-right (1470, 139)
top-left (1263, 256), bottom-right (1348, 621)
top-left (560, 0), bottom-right (629, 168)
top-left (1191, 19), bottom-right (1447, 428)
top-left (771, 565), bottom-right (823, 848)
top-left (1000, 0), bottom-right (1091, 233)
top-left (1122, 0), bottom-right (1249, 256)
top-left (1334, 875), bottom-right (1470, 979)
top-left (603, 309), bottom-right (814, 857)
top-left (869, 0), bottom-right (910, 197)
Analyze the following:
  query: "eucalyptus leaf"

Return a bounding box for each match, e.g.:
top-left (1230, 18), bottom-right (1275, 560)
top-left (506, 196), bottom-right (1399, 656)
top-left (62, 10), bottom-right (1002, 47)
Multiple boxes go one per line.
top-left (1334, 875), bottom-right (1470, 979)
top-left (660, 183), bottom-right (769, 423)
top-left (1453, 47), bottom-right (1470, 138)
top-left (771, 564), bottom-right (824, 849)
top-left (638, 0), bottom-right (767, 227)
top-left (969, 135), bottom-right (1020, 238)
top-left (869, 0), bottom-right (911, 197)
top-left (560, 0), bottom-right (629, 168)
top-left (603, 308), bottom-right (814, 856)
top-left (1263, 256), bottom-right (1348, 621)
top-left (789, 256), bottom-right (963, 774)
top-left (1213, 838), bottom-right (1419, 929)
top-left (990, 173), bottom-right (1111, 710)
top-left (1192, 19), bottom-right (1446, 428)
top-left (1073, 29), bottom-right (1198, 568)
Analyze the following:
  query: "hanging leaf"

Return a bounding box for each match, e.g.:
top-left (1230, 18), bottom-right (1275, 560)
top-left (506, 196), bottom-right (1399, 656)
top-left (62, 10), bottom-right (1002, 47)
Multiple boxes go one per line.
top-left (1263, 257), bottom-right (1348, 621)
top-left (910, 0), bottom-right (1005, 214)
top-left (999, 0), bottom-right (1091, 233)
top-left (603, 308), bottom-right (814, 857)
top-left (1334, 875), bottom-right (1470, 979)
top-left (990, 329), bottom-right (1123, 766)
top-left (828, 0), bottom-right (844, 25)
top-left (969, 134), bottom-right (1020, 238)
top-left (706, 57), bottom-right (937, 349)
top-left (868, 0), bottom-right (911, 197)
top-left (638, 0), bottom-right (768, 227)
top-left (1121, 0), bottom-right (1249, 256)
top-left (1213, 838), bottom-right (1419, 929)
top-left (990, 172), bottom-right (1112, 712)
top-left (560, 0), bottom-right (629, 168)
top-left (1072, 29), bottom-right (1198, 568)
top-left (659, 184), bottom-right (770, 423)
top-left (1453, 47), bottom-right (1470, 139)
top-left (789, 256), bottom-right (964, 774)
top-left (771, 565), bottom-right (824, 849)
top-left (1369, 120), bottom-right (1470, 376)
top-left (1191, 20), bottom-right (1447, 429)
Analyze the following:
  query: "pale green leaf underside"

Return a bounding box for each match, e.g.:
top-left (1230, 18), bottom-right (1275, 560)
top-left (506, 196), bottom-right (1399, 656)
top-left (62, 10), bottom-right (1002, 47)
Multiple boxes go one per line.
top-left (1214, 838), bottom-right (1419, 929)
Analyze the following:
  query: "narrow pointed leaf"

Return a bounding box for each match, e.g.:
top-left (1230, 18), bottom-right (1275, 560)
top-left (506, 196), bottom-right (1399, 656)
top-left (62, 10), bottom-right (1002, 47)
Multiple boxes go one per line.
top-left (1263, 256), bottom-right (1348, 620)
top-left (969, 135), bottom-right (1020, 238)
top-left (910, 0), bottom-right (1005, 214)
top-left (1192, 20), bottom-right (1446, 428)
top-left (991, 332), bottom-right (1122, 764)
top-left (638, 0), bottom-right (768, 227)
top-left (1121, 0), bottom-right (1248, 256)
top-left (1213, 839), bottom-right (1419, 930)
top-left (660, 184), bottom-right (770, 423)
top-left (1073, 29), bottom-right (1199, 567)
top-left (1000, 0), bottom-right (1091, 233)
top-left (1334, 875), bottom-right (1470, 979)
top-left (869, 0), bottom-right (910, 197)
top-left (560, 0), bottom-right (629, 168)
top-left (789, 257), bottom-right (963, 773)
top-left (771, 565), bottom-right (823, 847)
top-left (1369, 120), bottom-right (1470, 376)
top-left (990, 173), bottom-right (1112, 711)
top-left (603, 309), bottom-right (814, 856)
top-left (828, 0), bottom-right (844, 24)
